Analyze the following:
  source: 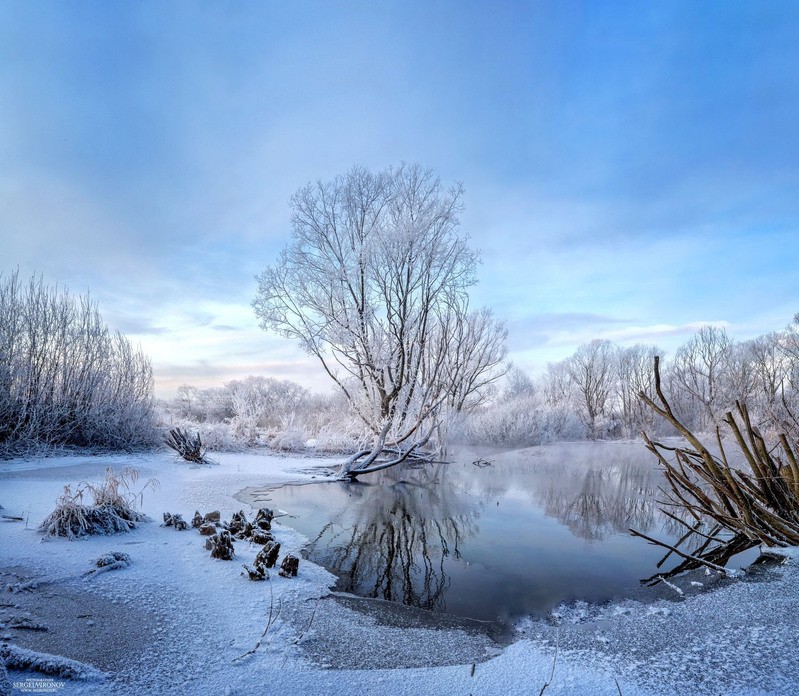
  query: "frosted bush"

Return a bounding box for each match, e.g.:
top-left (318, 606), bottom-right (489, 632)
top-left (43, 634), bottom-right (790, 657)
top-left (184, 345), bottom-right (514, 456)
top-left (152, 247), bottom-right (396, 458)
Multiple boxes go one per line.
top-left (0, 271), bottom-right (157, 457)
top-left (194, 421), bottom-right (245, 452)
top-left (311, 424), bottom-right (362, 453)
top-left (455, 396), bottom-right (544, 448)
top-left (270, 426), bottom-right (308, 451)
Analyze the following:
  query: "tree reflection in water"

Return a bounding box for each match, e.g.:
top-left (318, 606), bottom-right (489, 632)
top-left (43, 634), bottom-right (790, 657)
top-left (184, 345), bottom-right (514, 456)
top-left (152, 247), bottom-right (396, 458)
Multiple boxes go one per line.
top-left (538, 460), bottom-right (659, 541)
top-left (305, 464), bottom-right (479, 611)
top-left (240, 442), bottom-right (701, 620)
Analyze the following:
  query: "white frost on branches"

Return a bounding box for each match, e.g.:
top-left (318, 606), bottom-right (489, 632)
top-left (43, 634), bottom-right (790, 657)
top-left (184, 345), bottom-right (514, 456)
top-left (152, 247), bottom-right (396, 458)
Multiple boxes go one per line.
top-left (253, 164), bottom-right (508, 475)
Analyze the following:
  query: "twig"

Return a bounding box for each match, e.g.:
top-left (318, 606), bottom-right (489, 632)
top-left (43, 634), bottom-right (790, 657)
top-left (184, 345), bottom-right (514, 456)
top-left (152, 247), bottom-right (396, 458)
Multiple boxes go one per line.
top-left (233, 581), bottom-right (282, 662)
top-left (629, 528), bottom-right (735, 575)
top-left (281, 598), bottom-right (321, 668)
top-left (538, 635), bottom-right (559, 695)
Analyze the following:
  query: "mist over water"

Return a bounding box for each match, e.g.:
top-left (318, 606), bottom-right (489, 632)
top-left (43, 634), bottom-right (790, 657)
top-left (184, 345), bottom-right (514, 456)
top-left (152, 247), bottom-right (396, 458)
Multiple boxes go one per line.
top-left (239, 441), bottom-right (749, 623)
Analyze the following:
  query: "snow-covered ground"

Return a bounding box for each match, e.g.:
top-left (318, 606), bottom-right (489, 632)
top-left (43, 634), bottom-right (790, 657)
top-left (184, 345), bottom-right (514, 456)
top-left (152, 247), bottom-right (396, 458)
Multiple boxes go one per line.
top-left (1, 451), bottom-right (797, 695)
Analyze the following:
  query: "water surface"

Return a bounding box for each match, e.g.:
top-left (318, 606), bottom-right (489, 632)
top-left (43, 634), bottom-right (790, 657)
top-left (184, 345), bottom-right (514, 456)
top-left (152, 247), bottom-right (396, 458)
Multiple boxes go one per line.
top-left (239, 441), bottom-right (749, 623)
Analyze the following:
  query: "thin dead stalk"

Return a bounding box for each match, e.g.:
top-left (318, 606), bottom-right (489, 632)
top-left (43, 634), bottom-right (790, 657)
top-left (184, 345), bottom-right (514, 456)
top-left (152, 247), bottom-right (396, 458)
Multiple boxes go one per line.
top-left (537, 635), bottom-right (559, 696)
top-left (233, 581), bottom-right (282, 662)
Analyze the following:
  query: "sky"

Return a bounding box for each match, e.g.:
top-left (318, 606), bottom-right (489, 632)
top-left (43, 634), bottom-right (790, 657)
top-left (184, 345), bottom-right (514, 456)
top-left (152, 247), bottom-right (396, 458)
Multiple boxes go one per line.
top-left (2, 0), bottom-right (799, 397)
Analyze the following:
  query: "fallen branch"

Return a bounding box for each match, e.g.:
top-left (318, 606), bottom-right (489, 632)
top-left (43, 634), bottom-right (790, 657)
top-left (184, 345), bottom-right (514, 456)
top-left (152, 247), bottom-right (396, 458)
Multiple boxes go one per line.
top-left (633, 356), bottom-right (799, 583)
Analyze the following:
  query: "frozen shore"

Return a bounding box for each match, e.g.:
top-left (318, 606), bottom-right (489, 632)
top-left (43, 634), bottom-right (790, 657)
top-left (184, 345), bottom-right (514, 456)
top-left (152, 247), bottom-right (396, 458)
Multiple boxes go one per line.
top-left (1, 451), bottom-right (797, 695)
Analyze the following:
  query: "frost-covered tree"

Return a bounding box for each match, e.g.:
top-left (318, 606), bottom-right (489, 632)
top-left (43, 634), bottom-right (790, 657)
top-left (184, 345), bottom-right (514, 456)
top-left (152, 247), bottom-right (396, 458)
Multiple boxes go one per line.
top-left (0, 271), bottom-right (155, 457)
top-left (615, 344), bottom-right (659, 438)
top-left (669, 326), bottom-right (734, 430)
top-left (566, 339), bottom-right (618, 439)
top-left (253, 164), bottom-right (507, 477)
top-left (503, 366), bottom-right (536, 401)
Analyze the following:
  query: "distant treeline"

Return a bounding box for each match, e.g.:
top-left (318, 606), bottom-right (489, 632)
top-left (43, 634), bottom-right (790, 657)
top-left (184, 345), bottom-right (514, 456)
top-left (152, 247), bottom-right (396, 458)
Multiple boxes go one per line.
top-left (163, 320), bottom-right (799, 453)
top-left (4, 268), bottom-right (798, 457)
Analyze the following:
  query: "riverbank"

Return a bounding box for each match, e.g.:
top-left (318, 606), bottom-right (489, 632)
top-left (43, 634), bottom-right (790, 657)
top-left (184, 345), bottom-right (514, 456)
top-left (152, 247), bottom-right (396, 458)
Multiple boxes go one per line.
top-left (1, 451), bottom-right (797, 695)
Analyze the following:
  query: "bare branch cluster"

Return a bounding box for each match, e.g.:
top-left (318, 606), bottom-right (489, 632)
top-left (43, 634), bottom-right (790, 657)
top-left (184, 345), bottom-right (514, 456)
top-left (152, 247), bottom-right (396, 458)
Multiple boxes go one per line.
top-left (0, 270), bottom-right (156, 457)
top-left (165, 427), bottom-right (214, 464)
top-left (632, 356), bottom-right (799, 583)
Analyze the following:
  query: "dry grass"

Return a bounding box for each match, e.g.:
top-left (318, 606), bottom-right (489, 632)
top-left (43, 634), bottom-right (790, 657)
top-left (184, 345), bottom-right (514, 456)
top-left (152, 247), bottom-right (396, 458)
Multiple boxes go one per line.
top-left (38, 467), bottom-right (158, 538)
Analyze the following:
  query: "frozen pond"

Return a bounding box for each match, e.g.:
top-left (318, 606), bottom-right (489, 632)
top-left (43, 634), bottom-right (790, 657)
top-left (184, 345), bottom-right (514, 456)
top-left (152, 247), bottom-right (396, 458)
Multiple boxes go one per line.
top-left (239, 441), bottom-right (753, 624)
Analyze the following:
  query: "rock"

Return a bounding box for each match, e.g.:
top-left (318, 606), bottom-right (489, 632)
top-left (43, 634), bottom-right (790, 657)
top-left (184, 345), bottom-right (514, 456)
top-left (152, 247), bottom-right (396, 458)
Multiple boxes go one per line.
top-left (204, 537), bottom-right (214, 551)
top-left (204, 510), bottom-right (221, 523)
top-left (199, 523), bottom-right (217, 536)
top-left (278, 554), bottom-right (299, 578)
top-left (191, 511), bottom-right (204, 528)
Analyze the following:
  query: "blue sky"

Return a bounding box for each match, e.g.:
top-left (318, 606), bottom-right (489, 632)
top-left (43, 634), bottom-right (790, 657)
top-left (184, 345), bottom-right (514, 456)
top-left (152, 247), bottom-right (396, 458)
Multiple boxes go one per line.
top-left (2, 1), bottom-right (799, 396)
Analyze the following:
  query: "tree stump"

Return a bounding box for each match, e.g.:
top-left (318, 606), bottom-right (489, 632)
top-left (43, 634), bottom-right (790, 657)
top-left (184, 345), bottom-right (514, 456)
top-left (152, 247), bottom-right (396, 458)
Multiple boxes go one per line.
top-left (254, 507), bottom-right (274, 531)
top-left (250, 529), bottom-right (274, 545)
top-left (279, 554), bottom-right (299, 578)
top-left (210, 531), bottom-right (235, 560)
top-left (258, 540), bottom-right (281, 569)
top-left (162, 512), bottom-right (188, 531)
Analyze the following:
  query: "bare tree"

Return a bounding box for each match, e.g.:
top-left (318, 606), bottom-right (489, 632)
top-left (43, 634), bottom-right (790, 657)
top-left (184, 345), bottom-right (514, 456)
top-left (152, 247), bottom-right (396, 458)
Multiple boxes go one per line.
top-left (669, 325), bottom-right (734, 430)
top-left (615, 344), bottom-right (659, 438)
top-left (503, 366), bottom-right (536, 401)
top-left (566, 339), bottom-right (618, 439)
top-left (253, 164), bottom-right (507, 477)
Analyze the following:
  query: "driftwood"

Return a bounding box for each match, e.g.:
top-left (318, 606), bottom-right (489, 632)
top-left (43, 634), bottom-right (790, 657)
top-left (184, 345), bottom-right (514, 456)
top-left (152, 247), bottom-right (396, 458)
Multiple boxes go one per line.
top-left (84, 551), bottom-right (132, 577)
top-left (632, 356), bottom-right (799, 584)
top-left (165, 428), bottom-right (214, 464)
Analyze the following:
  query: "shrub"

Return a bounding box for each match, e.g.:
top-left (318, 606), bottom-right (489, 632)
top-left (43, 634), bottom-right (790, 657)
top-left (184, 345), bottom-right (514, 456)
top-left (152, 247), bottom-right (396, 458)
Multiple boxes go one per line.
top-left (0, 271), bottom-right (157, 457)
